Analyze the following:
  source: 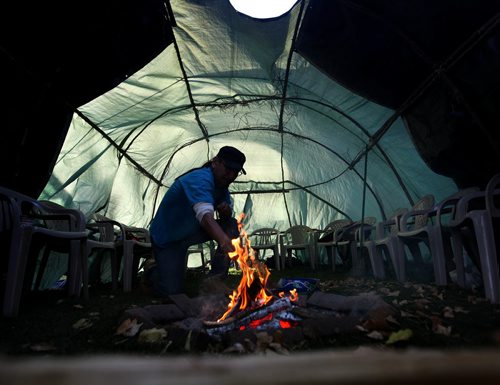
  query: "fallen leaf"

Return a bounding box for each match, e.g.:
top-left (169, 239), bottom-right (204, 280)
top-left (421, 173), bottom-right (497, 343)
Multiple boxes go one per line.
top-left (400, 310), bottom-right (417, 318)
top-left (386, 329), bottom-right (413, 344)
top-left (416, 310), bottom-right (431, 319)
top-left (431, 315), bottom-right (452, 336)
top-left (443, 306), bottom-right (454, 318)
top-left (116, 318), bottom-right (143, 337)
top-left (433, 292), bottom-right (444, 300)
top-left (379, 288), bottom-right (399, 297)
top-left (386, 315), bottom-right (400, 325)
top-left (223, 342), bottom-right (246, 354)
top-left (434, 324), bottom-right (452, 336)
top-left (414, 298), bottom-right (431, 309)
top-left (30, 343), bottom-right (57, 352)
top-left (366, 331), bottom-right (384, 340)
top-left (184, 329), bottom-right (192, 351)
top-left (72, 318), bottom-right (93, 330)
top-left (269, 342), bottom-right (290, 355)
top-left (137, 328), bottom-right (167, 344)
top-left (453, 306), bottom-right (469, 314)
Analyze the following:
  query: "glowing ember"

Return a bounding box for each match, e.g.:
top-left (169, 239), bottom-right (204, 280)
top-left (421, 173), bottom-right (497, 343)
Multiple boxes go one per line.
top-left (218, 213), bottom-right (275, 321)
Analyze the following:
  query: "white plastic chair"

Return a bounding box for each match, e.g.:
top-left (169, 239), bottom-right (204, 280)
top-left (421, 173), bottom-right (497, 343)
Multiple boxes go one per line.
top-left (92, 214), bottom-right (152, 292)
top-left (248, 227), bottom-right (281, 270)
top-left (432, 187), bottom-right (480, 288)
top-left (185, 241), bottom-right (214, 271)
top-left (447, 173), bottom-right (500, 303)
top-left (346, 217), bottom-right (377, 277)
top-left (0, 187), bottom-right (88, 317)
top-left (280, 225), bottom-right (315, 269)
top-left (315, 219), bottom-right (352, 271)
top-left (395, 195), bottom-right (444, 284)
top-left (357, 209), bottom-right (408, 280)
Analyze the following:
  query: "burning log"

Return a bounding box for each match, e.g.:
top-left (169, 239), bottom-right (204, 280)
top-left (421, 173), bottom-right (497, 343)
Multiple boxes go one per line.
top-left (204, 296), bottom-right (296, 336)
top-left (206, 214), bottom-right (301, 336)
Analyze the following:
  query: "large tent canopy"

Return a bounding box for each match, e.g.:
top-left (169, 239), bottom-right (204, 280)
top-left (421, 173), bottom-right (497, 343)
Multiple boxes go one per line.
top-left (2, 0), bottom-right (500, 233)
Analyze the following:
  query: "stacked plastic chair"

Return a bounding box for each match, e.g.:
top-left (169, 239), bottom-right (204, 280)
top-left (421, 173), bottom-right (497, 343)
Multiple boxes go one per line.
top-left (0, 187), bottom-right (88, 317)
top-left (447, 173), bottom-right (500, 303)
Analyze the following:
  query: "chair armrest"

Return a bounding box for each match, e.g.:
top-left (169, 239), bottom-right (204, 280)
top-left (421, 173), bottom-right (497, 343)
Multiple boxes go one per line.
top-left (452, 191), bottom-right (486, 225)
top-left (122, 225), bottom-right (151, 243)
top-left (375, 217), bottom-right (398, 238)
top-left (399, 208), bottom-right (435, 231)
top-left (354, 223), bottom-right (375, 241)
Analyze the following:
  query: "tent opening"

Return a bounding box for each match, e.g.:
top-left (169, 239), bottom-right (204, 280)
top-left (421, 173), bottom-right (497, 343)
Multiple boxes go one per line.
top-left (229, 0), bottom-right (298, 19)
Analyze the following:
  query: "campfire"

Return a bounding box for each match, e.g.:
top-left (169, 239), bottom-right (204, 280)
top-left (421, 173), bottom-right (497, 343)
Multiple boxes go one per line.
top-left (116, 214), bottom-right (398, 353)
top-left (208, 214), bottom-right (299, 334)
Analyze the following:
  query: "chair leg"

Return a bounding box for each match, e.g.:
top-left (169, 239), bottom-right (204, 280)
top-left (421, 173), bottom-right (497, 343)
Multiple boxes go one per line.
top-left (286, 249), bottom-right (293, 269)
top-left (33, 246), bottom-right (51, 291)
top-left (470, 212), bottom-right (500, 303)
top-left (122, 240), bottom-right (134, 292)
top-left (67, 239), bottom-right (84, 298)
top-left (367, 243), bottom-right (385, 280)
top-left (390, 238), bottom-right (406, 282)
top-left (350, 242), bottom-right (365, 277)
top-left (80, 240), bottom-right (89, 300)
top-left (323, 246), bottom-right (336, 271)
top-left (3, 226), bottom-right (33, 317)
top-left (309, 246), bottom-right (316, 270)
top-left (429, 231), bottom-right (448, 286)
top-left (450, 232), bottom-right (466, 287)
top-left (109, 249), bottom-right (119, 291)
top-left (273, 246), bottom-right (281, 271)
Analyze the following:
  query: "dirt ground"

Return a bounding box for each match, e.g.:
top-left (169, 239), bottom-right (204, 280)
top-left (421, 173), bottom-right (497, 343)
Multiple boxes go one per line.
top-left (1, 263), bottom-right (500, 357)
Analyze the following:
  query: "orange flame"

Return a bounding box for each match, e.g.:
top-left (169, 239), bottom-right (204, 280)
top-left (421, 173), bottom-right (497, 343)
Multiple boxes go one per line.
top-left (218, 213), bottom-right (274, 321)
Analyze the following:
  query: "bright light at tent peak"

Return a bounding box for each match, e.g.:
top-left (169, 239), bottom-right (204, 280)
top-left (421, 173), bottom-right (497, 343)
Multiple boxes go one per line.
top-left (229, 0), bottom-right (298, 19)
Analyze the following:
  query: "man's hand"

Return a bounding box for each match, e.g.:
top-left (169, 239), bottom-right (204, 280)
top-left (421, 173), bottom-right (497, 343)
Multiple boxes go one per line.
top-left (216, 201), bottom-right (232, 219)
top-left (219, 237), bottom-right (235, 255)
top-left (200, 212), bottom-right (235, 254)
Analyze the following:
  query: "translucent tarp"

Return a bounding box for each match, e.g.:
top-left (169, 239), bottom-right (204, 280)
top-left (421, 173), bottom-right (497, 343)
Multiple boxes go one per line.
top-left (41, 0), bottom-right (457, 235)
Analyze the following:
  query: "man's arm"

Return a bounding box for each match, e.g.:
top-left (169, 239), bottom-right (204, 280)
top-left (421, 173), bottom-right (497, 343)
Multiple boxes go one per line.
top-left (200, 213), bottom-right (235, 254)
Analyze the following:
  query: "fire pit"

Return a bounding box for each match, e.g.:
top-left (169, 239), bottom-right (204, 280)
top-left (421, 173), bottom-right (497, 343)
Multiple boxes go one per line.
top-left (116, 215), bottom-right (397, 353)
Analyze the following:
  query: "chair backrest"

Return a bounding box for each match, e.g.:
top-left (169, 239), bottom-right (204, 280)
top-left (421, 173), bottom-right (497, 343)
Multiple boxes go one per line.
top-left (283, 225), bottom-right (312, 245)
top-left (324, 219), bottom-right (352, 233)
top-left (92, 213), bottom-right (151, 243)
top-left (0, 193), bottom-right (18, 233)
top-left (38, 200), bottom-right (87, 232)
top-left (435, 187), bottom-right (480, 226)
top-left (354, 216), bottom-right (377, 241)
top-left (249, 227), bottom-right (279, 247)
top-left (376, 208), bottom-right (408, 238)
top-left (0, 188), bottom-right (86, 233)
top-left (486, 173), bottom-right (500, 217)
top-left (412, 194), bottom-right (435, 228)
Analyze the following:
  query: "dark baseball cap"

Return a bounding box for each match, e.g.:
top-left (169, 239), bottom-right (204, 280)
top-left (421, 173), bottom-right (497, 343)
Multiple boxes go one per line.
top-left (216, 146), bottom-right (246, 175)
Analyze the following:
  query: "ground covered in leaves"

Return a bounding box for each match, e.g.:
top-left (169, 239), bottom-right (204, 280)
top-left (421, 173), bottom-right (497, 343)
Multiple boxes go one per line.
top-left (1, 264), bottom-right (500, 356)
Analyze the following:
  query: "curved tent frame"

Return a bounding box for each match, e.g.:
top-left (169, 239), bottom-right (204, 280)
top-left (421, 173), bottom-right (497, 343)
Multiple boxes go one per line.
top-left (37, 0), bottom-right (499, 234)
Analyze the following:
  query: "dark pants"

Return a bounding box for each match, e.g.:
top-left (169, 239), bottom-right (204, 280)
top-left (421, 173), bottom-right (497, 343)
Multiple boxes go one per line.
top-left (149, 217), bottom-right (239, 296)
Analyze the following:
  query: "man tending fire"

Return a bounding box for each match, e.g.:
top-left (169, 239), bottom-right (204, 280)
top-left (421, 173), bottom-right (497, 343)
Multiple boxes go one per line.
top-left (147, 146), bottom-right (247, 297)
